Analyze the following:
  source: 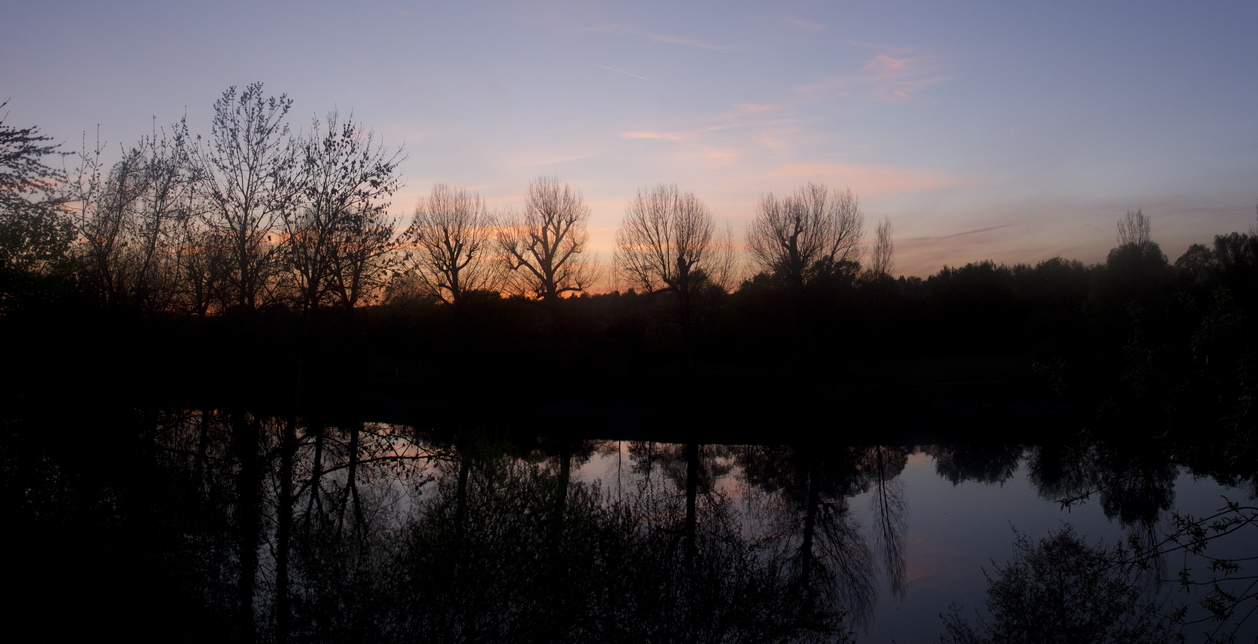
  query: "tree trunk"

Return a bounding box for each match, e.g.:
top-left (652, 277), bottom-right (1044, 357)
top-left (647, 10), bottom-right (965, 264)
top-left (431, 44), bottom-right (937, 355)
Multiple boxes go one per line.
top-left (232, 412), bottom-right (261, 643)
top-left (275, 415), bottom-right (296, 644)
top-left (800, 463), bottom-right (821, 597)
top-left (684, 442), bottom-right (699, 564)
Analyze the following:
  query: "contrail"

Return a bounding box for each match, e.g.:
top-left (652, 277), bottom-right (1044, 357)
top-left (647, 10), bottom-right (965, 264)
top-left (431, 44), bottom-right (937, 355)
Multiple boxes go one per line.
top-left (593, 63), bottom-right (648, 80)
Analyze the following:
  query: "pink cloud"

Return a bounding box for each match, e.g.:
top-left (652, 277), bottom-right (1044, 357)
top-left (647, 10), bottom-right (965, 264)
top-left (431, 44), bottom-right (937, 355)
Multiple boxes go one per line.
top-left (863, 54), bottom-right (910, 72)
top-left (795, 50), bottom-right (952, 103)
top-left (731, 103), bottom-right (783, 115)
top-left (621, 130), bottom-right (689, 142)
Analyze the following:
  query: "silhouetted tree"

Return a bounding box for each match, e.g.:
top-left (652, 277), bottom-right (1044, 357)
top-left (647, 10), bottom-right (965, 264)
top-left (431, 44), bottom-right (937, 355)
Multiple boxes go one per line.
top-left (70, 122), bottom-right (197, 310)
top-left (403, 184), bottom-right (499, 306)
top-left (866, 216), bottom-right (894, 281)
top-left (747, 183), bottom-right (863, 290)
top-left (287, 111), bottom-right (404, 311)
top-left (498, 176), bottom-right (594, 303)
top-left (194, 83), bottom-right (300, 311)
top-left (614, 184), bottom-right (734, 368)
top-left (0, 102), bottom-right (74, 309)
top-left (1117, 209), bottom-right (1150, 246)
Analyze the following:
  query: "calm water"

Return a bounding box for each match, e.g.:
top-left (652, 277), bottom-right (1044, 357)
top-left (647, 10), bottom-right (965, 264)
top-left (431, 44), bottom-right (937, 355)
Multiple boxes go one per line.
top-left (572, 442), bottom-right (1256, 643)
top-left (4, 409), bottom-right (1254, 643)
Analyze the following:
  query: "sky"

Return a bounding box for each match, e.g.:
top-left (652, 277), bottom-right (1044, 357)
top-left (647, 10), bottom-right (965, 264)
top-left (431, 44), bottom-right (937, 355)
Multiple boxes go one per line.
top-left (4, 0), bottom-right (1256, 281)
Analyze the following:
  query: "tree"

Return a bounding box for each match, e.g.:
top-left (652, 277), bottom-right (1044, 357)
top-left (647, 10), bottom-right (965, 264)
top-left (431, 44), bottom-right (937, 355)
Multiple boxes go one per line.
top-left (70, 121), bottom-right (197, 310)
top-left (1100, 210), bottom-right (1171, 321)
top-left (0, 101), bottom-right (74, 305)
top-left (404, 184), bottom-right (499, 306)
top-left (286, 111), bottom-right (404, 311)
top-left (498, 176), bottom-right (594, 303)
top-left (867, 216), bottom-right (894, 281)
top-left (614, 184), bottom-right (734, 366)
top-left (747, 183), bottom-right (863, 289)
top-left (194, 83), bottom-right (300, 311)
top-left (615, 184), bottom-right (733, 296)
top-left (1117, 209), bottom-right (1151, 246)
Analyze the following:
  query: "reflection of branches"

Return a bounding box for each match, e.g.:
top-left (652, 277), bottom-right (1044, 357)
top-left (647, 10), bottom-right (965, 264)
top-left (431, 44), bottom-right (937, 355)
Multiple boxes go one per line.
top-left (864, 446), bottom-right (908, 599)
top-left (751, 447), bottom-right (878, 627)
top-left (1116, 499), bottom-right (1258, 642)
top-left (804, 496), bottom-right (877, 625)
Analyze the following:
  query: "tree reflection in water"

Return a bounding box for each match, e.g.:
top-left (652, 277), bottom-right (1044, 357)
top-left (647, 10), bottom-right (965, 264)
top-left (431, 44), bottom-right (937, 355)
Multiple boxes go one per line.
top-left (4, 404), bottom-right (1253, 643)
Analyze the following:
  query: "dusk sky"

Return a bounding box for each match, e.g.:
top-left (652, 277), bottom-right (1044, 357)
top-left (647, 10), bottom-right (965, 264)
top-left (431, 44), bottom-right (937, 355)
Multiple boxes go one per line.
top-left (4, 0), bottom-right (1256, 281)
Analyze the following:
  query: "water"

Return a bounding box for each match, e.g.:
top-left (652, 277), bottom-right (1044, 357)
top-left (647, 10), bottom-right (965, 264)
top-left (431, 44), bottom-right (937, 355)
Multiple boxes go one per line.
top-left (3, 407), bottom-right (1254, 642)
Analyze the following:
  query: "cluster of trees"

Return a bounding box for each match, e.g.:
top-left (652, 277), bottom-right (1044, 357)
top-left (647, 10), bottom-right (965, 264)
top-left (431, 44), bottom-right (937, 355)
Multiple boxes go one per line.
top-left (0, 85), bottom-right (408, 314)
top-left (0, 82), bottom-right (882, 319)
top-left (4, 86), bottom-right (1258, 429)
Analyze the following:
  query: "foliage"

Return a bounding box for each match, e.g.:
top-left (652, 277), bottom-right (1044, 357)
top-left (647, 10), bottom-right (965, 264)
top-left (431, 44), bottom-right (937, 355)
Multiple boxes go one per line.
top-left (942, 526), bottom-right (1175, 644)
top-left (194, 82), bottom-right (300, 311)
top-left (0, 102), bottom-right (75, 309)
top-left (1119, 499), bottom-right (1258, 643)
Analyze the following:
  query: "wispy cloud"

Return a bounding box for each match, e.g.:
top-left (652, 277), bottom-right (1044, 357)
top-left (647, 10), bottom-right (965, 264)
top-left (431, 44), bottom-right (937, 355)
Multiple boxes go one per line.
top-left (787, 19), bottom-right (825, 32)
top-left (580, 25), bottom-right (731, 50)
top-left (592, 63), bottom-right (648, 80)
top-left (641, 31), bottom-right (729, 50)
top-left (863, 54), bottom-right (909, 72)
top-left (622, 131), bottom-right (689, 142)
top-left (620, 104), bottom-right (795, 146)
top-left (795, 50), bottom-right (952, 103)
top-left (729, 103), bottom-right (782, 116)
top-left (906, 224), bottom-right (1013, 243)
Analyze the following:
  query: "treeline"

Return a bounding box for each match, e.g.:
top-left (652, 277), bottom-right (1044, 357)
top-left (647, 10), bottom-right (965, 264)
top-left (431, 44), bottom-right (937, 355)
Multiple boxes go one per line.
top-left (2, 86), bottom-right (1256, 432)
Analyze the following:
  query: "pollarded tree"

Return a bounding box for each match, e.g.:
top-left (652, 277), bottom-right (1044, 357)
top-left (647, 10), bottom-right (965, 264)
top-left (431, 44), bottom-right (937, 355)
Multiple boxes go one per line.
top-left (404, 184), bottom-right (499, 306)
top-left (746, 183), bottom-right (864, 356)
top-left (286, 111), bottom-right (404, 311)
top-left (194, 83), bottom-right (301, 311)
top-left (615, 184), bottom-right (734, 365)
top-left (747, 183), bottom-right (864, 289)
top-left (498, 176), bottom-right (594, 303)
top-left (615, 184), bottom-right (734, 297)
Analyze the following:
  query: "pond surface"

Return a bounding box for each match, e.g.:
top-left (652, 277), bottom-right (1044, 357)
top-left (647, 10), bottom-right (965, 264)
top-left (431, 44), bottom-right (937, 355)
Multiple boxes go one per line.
top-left (4, 408), bottom-right (1254, 643)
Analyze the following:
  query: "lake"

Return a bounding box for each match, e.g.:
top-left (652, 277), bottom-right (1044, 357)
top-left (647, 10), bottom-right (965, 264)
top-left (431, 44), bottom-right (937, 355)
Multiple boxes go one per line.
top-left (3, 406), bottom-right (1254, 643)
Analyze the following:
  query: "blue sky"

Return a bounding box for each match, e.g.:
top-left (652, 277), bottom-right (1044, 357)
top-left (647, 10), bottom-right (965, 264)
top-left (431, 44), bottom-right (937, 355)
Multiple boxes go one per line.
top-left (4, 0), bottom-right (1256, 279)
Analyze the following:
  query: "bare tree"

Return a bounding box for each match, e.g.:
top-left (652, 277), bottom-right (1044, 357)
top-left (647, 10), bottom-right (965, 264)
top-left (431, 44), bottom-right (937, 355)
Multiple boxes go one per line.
top-left (867, 216), bottom-right (894, 281)
top-left (615, 184), bottom-right (735, 295)
top-left (173, 216), bottom-right (227, 317)
top-left (497, 176), bottom-right (594, 302)
top-left (71, 121), bottom-right (198, 310)
top-left (324, 200), bottom-right (402, 309)
top-left (286, 111), bottom-right (404, 311)
top-left (615, 185), bottom-right (734, 366)
top-left (403, 184), bottom-right (498, 306)
top-left (747, 183), bottom-right (864, 289)
top-left (194, 83), bottom-right (300, 311)
top-left (1117, 208), bottom-right (1151, 246)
